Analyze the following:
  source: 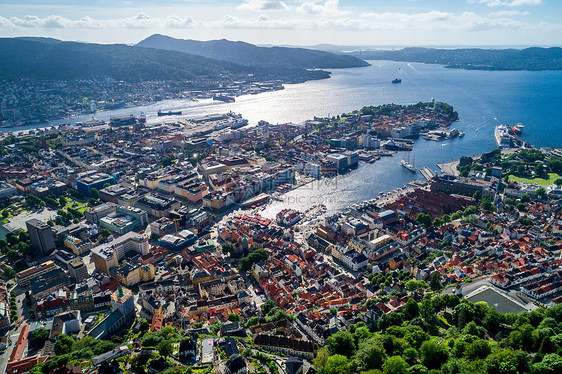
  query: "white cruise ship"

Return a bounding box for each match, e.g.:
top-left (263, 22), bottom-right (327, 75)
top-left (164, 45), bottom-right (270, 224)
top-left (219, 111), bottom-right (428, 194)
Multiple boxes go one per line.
top-left (495, 125), bottom-right (512, 148)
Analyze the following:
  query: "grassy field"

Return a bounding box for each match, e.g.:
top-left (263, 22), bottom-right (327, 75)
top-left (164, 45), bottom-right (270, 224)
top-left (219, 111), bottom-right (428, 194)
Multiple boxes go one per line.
top-left (508, 172), bottom-right (560, 186)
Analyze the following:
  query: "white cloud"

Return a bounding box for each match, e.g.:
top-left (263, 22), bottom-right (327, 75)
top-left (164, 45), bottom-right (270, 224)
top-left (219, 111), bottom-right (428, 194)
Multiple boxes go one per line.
top-left (490, 10), bottom-right (530, 16)
top-left (0, 13), bottom-right (200, 29)
top-left (206, 10), bottom-right (537, 32)
top-left (296, 0), bottom-right (348, 16)
top-left (0, 9), bottom-right (557, 36)
top-left (467, 0), bottom-right (542, 7)
top-left (237, 0), bottom-right (290, 12)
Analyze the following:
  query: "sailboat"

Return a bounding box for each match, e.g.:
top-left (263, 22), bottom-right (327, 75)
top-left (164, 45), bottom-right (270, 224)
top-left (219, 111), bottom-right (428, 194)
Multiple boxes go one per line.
top-left (401, 153), bottom-right (417, 172)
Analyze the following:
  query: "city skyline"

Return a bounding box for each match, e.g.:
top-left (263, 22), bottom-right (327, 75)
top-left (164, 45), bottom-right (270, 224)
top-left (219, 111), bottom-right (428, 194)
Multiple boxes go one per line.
top-left (0, 0), bottom-right (561, 47)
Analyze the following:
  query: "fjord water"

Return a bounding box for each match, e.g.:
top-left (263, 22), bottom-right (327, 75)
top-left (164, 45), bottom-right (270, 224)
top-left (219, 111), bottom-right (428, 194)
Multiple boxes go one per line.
top-left (31, 60), bottom-right (562, 215)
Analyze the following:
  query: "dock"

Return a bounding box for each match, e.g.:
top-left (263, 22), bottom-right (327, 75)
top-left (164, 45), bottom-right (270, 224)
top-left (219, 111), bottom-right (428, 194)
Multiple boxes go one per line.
top-left (419, 167), bottom-right (437, 181)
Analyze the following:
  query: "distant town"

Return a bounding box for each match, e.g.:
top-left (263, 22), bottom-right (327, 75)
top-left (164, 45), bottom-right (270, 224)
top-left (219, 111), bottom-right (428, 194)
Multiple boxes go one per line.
top-left (0, 101), bottom-right (561, 374)
top-left (0, 77), bottom-right (286, 128)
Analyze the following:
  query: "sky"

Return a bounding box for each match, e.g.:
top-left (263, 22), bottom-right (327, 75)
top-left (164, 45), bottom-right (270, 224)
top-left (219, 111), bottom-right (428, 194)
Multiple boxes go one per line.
top-left (0, 0), bottom-right (560, 47)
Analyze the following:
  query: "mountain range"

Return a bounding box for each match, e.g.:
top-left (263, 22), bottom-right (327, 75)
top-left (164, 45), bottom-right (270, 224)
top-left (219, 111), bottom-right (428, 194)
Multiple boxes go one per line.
top-left (136, 34), bottom-right (370, 69)
top-left (346, 47), bottom-right (562, 71)
top-left (0, 36), bottom-right (369, 83)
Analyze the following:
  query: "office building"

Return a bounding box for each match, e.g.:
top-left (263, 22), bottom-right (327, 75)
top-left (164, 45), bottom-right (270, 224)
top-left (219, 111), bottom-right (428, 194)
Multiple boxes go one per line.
top-left (26, 219), bottom-right (56, 255)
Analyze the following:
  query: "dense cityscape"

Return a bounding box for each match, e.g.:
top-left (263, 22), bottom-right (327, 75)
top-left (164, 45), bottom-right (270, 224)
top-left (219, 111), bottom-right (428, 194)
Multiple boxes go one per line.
top-left (1, 0), bottom-right (562, 372)
top-left (0, 98), bottom-right (561, 374)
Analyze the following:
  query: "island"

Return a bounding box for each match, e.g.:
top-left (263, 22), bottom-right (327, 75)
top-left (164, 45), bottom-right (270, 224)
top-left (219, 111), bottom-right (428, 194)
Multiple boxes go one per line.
top-left (347, 47), bottom-right (562, 71)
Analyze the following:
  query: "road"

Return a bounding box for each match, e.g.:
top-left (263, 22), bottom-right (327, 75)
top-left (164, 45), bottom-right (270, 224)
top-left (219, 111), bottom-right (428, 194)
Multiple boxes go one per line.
top-left (0, 322), bottom-right (25, 374)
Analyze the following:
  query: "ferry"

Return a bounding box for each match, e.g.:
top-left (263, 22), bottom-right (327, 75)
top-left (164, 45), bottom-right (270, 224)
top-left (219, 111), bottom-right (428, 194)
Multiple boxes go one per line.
top-left (137, 113), bottom-right (147, 123)
top-left (511, 123), bottom-right (523, 135)
top-left (392, 78), bottom-right (402, 84)
top-left (401, 159), bottom-right (417, 172)
top-left (78, 118), bottom-right (105, 127)
top-left (231, 119), bottom-right (248, 130)
top-left (213, 94), bottom-right (235, 103)
top-left (495, 125), bottom-right (512, 148)
top-left (158, 110), bottom-right (182, 116)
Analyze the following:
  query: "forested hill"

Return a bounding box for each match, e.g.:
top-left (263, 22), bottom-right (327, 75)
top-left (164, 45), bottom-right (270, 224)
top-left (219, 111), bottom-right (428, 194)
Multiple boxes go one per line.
top-left (346, 47), bottom-right (562, 71)
top-left (0, 38), bottom-right (330, 82)
top-left (315, 294), bottom-right (562, 374)
top-left (137, 34), bottom-right (370, 69)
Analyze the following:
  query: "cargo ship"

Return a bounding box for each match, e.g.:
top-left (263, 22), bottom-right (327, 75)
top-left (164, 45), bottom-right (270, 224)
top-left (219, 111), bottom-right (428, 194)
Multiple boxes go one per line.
top-left (158, 110), bottom-right (182, 116)
top-left (495, 125), bottom-right (512, 148)
top-left (392, 78), bottom-right (402, 84)
top-left (213, 94), bottom-right (235, 103)
top-left (511, 123), bottom-right (523, 135)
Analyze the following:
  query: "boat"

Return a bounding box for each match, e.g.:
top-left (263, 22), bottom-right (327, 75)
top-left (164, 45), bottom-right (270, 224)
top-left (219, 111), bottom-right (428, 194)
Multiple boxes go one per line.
top-left (78, 118), bottom-right (105, 127)
top-left (137, 113), bottom-right (147, 123)
top-left (495, 125), bottom-right (512, 148)
top-left (401, 157), bottom-right (417, 173)
top-left (158, 110), bottom-right (182, 116)
top-left (213, 94), bottom-right (235, 103)
top-left (511, 123), bottom-right (523, 135)
top-left (231, 119), bottom-right (248, 130)
top-left (458, 132), bottom-right (465, 138)
top-left (392, 78), bottom-right (402, 84)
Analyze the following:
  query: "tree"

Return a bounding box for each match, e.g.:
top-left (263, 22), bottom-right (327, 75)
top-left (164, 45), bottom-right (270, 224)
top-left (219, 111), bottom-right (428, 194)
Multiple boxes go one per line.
top-left (54, 334), bottom-right (75, 355)
top-left (463, 205), bottom-right (478, 216)
top-left (353, 326), bottom-right (372, 344)
top-left (403, 347), bottom-right (419, 365)
top-left (405, 280), bottom-right (428, 293)
top-left (157, 339), bottom-right (173, 358)
top-left (327, 331), bottom-right (356, 357)
top-left (531, 353), bottom-right (562, 374)
top-left (466, 339), bottom-right (491, 360)
top-left (222, 243), bottom-right (235, 255)
top-left (261, 300), bottom-right (276, 315)
top-left (521, 194), bottom-right (531, 203)
top-left (473, 191), bottom-right (482, 202)
top-left (405, 330), bottom-right (429, 349)
top-left (420, 340), bottom-right (448, 369)
top-left (482, 308), bottom-right (503, 333)
top-left (452, 303), bottom-right (475, 329)
top-left (90, 188), bottom-right (99, 199)
top-left (416, 213), bottom-right (432, 230)
top-left (356, 339), bottom-right (386, 371)
top-left (323, 355), bottom-right (349, 374)
top-left (161, 156), bottom-right (174, 167)
top-left (554, 178), bottom-right (562, 186)
top-left (228, 313), bottom-right (241, 322)
top-left (534, 164), bottom-right (546, 178)
top-left (100, 228), bottom-right (111, 239)
top-left (313, 347), bottom-right (331, 371)
top-left (462, 321), bottom-right (485, 338)
top-left (29, 328), bottom-right (50, 348)
top-left (536, 187), bottom-right (547, 198)
top-left (383, 356), bottom-right (409, 374)
top-left (404, 299), bottom-right (420, 320)
top-left (430, 273), bottom-right (442, 291)
top-left (407, 364), bottom-right (428, 374)
top-left (480, 196), bottom-right (496, 213)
